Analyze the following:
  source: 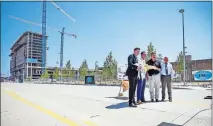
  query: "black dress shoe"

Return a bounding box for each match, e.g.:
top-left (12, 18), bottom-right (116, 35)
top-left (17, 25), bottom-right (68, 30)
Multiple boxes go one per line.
top-left (169, 99), bottom-right (172, 102)
top-left (129, 104), bottom-right (137, 107)
top-left (156, 99), bottom-right (159, 102)
top-left (151, 99), bottom-right (154, 102)
top-left (142, 100), bottom-right (146, 102)
top-left (161, 99), bottom-right (165, 102)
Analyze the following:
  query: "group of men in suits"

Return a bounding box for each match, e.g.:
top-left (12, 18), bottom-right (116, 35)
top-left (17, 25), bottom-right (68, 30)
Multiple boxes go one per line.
top-left (126, 47), bottom-right (174, 107)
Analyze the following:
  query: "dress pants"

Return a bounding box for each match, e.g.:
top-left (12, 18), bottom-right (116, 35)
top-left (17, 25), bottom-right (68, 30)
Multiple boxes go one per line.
top-left (161, 75), bottom-right (172, 100)
top-left (128, 76), bottom-right (138, 104)
top-left (137, 78), bottom-right (146, 101)
top-left (148, 74), bottom-right (161, 100)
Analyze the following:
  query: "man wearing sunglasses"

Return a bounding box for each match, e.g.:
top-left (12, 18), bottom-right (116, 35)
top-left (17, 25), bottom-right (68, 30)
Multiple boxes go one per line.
top-left (146, 52), bottom-right (161, 102)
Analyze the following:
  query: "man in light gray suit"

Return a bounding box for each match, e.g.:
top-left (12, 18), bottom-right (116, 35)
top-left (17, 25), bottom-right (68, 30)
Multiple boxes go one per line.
top-left (160, 57), bottom-right (174, 102)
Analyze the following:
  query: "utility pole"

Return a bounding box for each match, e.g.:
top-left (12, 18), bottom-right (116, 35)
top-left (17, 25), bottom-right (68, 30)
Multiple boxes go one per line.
top-left (179, 9), bottom-right (187, 85)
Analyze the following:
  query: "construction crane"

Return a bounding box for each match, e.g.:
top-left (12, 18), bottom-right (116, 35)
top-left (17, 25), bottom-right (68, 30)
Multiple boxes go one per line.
top-left (42, 0), bottom-right (47, 74)
top-left (8, 15), bottom-right (77, 80)
top-left (51, 2), bottom-right (76, 23)
top-left (50, 1), bottom-right (76, 81)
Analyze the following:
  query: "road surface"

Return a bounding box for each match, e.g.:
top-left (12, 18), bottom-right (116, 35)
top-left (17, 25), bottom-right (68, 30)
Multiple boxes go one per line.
top-left (1, 82), bottom-right (212, 126)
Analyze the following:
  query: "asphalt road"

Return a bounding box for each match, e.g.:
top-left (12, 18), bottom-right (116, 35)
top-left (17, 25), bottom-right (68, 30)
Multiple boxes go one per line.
top-left (1, 82), bottom-right (212, 126)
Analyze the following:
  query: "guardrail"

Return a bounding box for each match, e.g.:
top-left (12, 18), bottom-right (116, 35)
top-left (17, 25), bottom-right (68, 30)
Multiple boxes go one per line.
top-left (32, 78), bottom-right (122, 85)
top-left (31, 79), bottom-right (212, 88)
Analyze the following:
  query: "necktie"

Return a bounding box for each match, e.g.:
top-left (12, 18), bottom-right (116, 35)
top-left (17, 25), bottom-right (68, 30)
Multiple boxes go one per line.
top-left (165, 63), bottom-right (168, 75)
top-left (135, 56), bottom-right (138, 63)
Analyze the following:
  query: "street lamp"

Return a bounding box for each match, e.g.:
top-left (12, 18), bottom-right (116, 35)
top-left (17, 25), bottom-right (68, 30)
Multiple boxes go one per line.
top-left (179, 9), bottom-right (187, 85)
top-left (57, 52), bottom-right (62, 82)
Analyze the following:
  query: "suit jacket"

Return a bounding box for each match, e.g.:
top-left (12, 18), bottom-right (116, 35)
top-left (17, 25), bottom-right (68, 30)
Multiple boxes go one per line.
top-left (126, 54), bottom-right (138, 77)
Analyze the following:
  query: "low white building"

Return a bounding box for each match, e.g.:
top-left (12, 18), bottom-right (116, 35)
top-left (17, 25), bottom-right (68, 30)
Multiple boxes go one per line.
top-left (117, 64), bottom-right (128, 81)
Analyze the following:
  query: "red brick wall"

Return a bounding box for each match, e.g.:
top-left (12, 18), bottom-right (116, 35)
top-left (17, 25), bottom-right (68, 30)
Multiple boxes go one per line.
top-left (171, 59), bottom-right (212, 81)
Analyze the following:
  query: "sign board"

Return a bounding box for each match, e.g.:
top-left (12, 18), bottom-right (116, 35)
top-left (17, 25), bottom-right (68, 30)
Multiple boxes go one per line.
top-left (192, 70), bottom-right (212, 81)
top-left (26, 58), bottom-right (38, 63)
top-left (117, 64), bottom-right (128, 81)
top-left (85, 76), bottom-right (95, 84)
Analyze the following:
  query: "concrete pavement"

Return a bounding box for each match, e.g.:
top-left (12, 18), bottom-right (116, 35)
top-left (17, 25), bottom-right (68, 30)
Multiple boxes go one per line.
top-left (1, 82), bottom-right (212, 126)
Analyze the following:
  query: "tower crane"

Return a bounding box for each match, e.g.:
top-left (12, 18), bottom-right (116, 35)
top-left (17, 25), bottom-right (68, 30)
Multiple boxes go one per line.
top-left (9, 15), bottom-right (77, 80)
top-left (42, 0), bottom-right (47, 74)
top-left (49, 1), bottom-right (76, 81)
top-left (51, 2), bottom-right (76, 23)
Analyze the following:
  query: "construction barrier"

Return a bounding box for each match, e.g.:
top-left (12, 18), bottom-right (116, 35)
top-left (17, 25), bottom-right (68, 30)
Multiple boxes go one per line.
top-left (121, 80), bottom-right (129, 92)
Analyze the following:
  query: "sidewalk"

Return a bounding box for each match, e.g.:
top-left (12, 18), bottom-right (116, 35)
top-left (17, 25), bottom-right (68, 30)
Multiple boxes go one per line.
top-left (1, 83), bottom-right (212, 126)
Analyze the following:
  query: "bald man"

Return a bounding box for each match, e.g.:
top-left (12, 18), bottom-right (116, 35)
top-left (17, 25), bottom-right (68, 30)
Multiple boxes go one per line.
top-left (160, 57), bottom-right (174, 102)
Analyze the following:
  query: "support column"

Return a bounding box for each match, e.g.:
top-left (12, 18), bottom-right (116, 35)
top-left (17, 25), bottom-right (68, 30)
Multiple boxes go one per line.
top-left (31, 33), bottom-right (33, 79)
top-left (26, 32), bottom-right (29, 78)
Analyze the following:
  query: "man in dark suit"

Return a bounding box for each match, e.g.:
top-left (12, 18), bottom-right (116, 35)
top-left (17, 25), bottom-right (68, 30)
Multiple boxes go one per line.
top-left (126, 47), bottom-right (141, 107)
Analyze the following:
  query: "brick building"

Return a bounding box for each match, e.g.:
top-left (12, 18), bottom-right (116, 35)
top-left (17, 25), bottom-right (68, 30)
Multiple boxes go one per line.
top-left (171, 55), bottom-right (212, 82)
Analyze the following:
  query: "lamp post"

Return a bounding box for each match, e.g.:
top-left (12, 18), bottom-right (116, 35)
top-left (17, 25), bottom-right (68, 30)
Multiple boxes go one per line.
top-left (179, 9), bottom-right (187, 85)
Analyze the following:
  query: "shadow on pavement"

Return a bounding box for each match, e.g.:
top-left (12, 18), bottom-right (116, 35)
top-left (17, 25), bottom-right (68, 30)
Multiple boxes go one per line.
top-left (105, 96), bottom-right (129, 100)
top-left (140, 100), bottom-right (169, 104)
top-left (204, 96), bottom-right (212, 99)
top-left (105, 102), bottom-right (128, 109)
top-left (172, 87), bottom-right (193, 90)
top-left (157, 122), bottom-right (182, 126)
top-left (105, 97), bottom-right (170, 103)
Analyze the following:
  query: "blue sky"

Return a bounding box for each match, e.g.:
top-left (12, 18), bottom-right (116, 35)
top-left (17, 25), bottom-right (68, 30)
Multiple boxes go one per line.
top-left (1, 2), bottom-right (212, 75)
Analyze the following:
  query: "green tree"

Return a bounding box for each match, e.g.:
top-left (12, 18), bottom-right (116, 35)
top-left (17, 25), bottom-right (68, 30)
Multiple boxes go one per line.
top-left (95, 61), bottom-right (99, 71)
top-left (62, 72), bottom-right (68, 78)
top-left (53, 67), bottom-right (59, 79)
top-left (41, 69), bottom-right (49, 79)
top-left (79, 59), bottom-right (89, 79)
top-left (157, 54), bottom-right (163, 62)
top-left (69, 70), bottom-right (75, 78)
top-left (146, 42), bottom-right (156, 61)
top-left (65, 60), bottom-right (72, 78)
top-left (88, 70), bottom-right (95, 76)
top-left (102, 52), bottom-right (117, 80)
top-left (176, 51), bottom-right (184, 74)
top-left (111, 59), bottom-right (117, 79)
top-left (66, 60), bottom-right (71, 69)
top-left (70, 67), bottom-right (76, 78)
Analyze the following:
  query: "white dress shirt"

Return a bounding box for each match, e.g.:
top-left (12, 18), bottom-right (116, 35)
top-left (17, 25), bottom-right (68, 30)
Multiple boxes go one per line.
top-left (137, 58), bottom-right (146, 79)
top-left (160, 62), bottom-right (174, 78)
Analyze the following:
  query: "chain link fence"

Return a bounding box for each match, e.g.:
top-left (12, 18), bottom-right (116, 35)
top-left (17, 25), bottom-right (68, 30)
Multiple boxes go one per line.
top-left (24, 74), bottom-right (211, 88)
top-left (32, 75), bottom-right (121, 85)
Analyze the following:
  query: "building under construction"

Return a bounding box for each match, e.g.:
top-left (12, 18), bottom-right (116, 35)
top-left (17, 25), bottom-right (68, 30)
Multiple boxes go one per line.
top-left (10, 31), bottom-right (47, 80)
